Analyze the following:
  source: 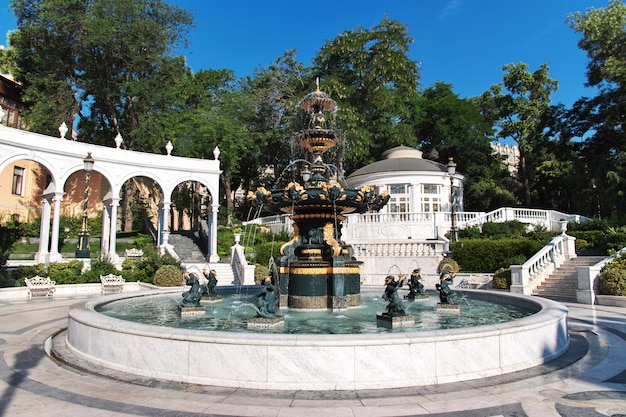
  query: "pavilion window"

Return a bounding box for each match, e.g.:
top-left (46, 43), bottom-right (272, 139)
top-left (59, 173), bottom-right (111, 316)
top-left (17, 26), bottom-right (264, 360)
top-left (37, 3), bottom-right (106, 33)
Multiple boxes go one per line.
top-left (421, 184), bottom-right (441, 212)
top-left (388, 183), bottom-right (409, 213)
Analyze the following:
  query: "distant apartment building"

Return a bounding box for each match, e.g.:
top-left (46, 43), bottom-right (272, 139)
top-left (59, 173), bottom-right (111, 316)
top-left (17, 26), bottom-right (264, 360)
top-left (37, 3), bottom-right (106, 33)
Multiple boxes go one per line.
top-left (0, 74), bottom-right (25, 129)
top-left (491, 141), bottom-right (519, 174)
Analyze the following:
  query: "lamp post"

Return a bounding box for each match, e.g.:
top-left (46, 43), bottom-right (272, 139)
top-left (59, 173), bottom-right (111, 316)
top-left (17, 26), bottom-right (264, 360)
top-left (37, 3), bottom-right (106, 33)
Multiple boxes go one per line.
top-left (76, 152), bottom-right (95, 258)
top-left (447, 157), bottom-right (458, 243)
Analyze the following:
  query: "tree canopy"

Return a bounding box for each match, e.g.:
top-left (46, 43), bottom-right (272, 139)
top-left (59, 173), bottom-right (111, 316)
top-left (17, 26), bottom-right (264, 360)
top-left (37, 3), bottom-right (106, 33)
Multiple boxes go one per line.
top-left (5, 0), bottom-right (193, 150)
top-left (2, 3), bottom-right (626, 226)
top-left (312, 17), bottom-right (421, 173)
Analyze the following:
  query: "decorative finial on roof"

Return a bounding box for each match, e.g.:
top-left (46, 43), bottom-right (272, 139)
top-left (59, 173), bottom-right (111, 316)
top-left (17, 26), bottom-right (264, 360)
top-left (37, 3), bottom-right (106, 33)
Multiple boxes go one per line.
top-left (316, 77), bottom-right (320, 92)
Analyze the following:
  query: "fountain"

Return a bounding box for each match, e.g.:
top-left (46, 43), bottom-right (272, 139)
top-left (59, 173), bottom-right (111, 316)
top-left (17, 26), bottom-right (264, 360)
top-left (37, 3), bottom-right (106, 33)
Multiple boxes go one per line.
top-left (247, 80), bottom-right (389, 310)
top-left (60, 84), bottom-right (570, 391)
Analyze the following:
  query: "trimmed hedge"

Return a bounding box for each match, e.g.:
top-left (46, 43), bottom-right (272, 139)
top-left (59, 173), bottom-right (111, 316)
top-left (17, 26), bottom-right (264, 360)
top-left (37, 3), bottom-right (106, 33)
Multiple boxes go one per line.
top-left (452, 238), bottom-right (545, 272)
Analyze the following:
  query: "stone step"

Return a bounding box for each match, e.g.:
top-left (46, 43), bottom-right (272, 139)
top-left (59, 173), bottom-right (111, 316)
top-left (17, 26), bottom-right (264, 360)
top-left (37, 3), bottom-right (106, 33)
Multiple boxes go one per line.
top-left (183, 262), bottom-right (236, 284)
top-left (531, 255), bottom-right (608, 302)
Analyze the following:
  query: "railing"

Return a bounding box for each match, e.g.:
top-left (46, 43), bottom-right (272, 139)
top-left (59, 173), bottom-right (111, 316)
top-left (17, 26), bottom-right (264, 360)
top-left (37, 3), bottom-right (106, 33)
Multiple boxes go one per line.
top-left (510, 233), bottom-right (577, 295)
top-left (246, 207), bottom-right (588, 242)
top-left (576, 247), bottom-right (625, 304)
top-left (142, 217), bottom-right (158, 244)
top-left (352, 241), bottom-right (443, 258)
top-left (230, 235), bottom-right (255, 286)
top-left (198, 220), bottom-right (209, 256)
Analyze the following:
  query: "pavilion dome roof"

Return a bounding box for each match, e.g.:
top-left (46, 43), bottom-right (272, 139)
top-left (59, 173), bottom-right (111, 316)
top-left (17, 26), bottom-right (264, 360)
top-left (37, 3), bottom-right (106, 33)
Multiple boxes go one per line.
top-left (347, 146), bottom-right (447, 182)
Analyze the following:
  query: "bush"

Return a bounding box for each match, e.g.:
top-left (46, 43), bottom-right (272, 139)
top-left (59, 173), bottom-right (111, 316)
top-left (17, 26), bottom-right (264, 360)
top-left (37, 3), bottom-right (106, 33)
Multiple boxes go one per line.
top-left (82, 256), bottom-right (117, 283)
top-left (599, 252), bottom-right (626, 296)
top-left (254, 264), bottom-right (268, 285)
top-left (452, 238), bottom-right (545, 272)
top-left (46, 261), bottom-right (85, 284)
top-left (120, 259), bottom-right (149, 282)
top-left (481, 220), bottom-right (528, 239)
top-left (153, 265), bottom-right (183, 287)
top-left (252, 241), bottom-right (288, 267)
top-left (437, 258), bottom-right (459, 274)
top-left (492, 268), bottom-right (511, 289)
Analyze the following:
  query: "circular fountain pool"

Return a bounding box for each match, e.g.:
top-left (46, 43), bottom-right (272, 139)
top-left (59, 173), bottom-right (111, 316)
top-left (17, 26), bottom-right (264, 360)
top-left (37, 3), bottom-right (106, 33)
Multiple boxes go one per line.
top-left (96, 290), bottom-right (536, 334)
top-left (65, 289), bottom-right (569, 390)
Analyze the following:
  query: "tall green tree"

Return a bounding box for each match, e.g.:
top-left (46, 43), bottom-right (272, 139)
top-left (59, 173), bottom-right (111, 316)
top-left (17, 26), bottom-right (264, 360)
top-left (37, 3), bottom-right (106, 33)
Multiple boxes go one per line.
top-left (569, 0), bottom-right (626, 222)
top-left (3, 0), bottom-right (86, 134)
top-left (5, 0), bottom-right (193, 150)
top-left (174, 69), bottom-right (254, 226)
top-left (415, 82), bottom-right (516, 211)
top-left (312, 17), bottom-right (420, 173)
top-left (240, 50), bottom-right (311, 192)
top-left (482, 62), bottom-right (558, 207)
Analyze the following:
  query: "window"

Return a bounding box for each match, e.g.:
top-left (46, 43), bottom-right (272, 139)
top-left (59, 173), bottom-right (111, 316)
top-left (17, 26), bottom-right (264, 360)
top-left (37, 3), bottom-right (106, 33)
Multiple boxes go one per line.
top-left (421, 184), bottom-right (441, 212)
top-left (12, 166), bottom-right (25, 196)
top-left (389, 184), bottom-right (406, 194)
top-left (388, 184), bottom-right (410, 213)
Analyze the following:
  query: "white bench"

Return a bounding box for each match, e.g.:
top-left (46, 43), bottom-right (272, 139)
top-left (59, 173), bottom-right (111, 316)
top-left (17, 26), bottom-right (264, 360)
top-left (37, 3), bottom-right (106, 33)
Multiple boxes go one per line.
top-left (100, 274), bottom-right (125, 294)
top-left (25, 276), bottom-right (56, 298)
top-left (124, 248), bottom-right (144, 258)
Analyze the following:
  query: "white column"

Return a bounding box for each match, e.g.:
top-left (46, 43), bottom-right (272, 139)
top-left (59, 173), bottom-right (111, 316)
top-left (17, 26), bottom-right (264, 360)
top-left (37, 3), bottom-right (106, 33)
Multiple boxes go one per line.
top-left (409, 183), bottom-right (419, 213)
top-left (109, 198), bottom-right (120, 258)
top-left (101, 204), bottom-right (111, 256)
top-left (48, 192), bottom-right (64, 262)
top-left (209, 203), bottom-right (220, 262)
top-left (35, 196), bottom-right (52, 263)
top-left (160, 200), bottom-right (171, 249)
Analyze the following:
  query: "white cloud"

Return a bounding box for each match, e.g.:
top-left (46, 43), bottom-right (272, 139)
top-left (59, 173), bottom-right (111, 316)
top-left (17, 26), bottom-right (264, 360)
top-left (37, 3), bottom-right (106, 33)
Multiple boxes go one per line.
top-left (440, 0), bottom-right (464, 20)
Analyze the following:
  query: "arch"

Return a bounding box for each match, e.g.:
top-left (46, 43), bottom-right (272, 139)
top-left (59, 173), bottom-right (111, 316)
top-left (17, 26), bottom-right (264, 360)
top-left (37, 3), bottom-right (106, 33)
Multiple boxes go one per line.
top-left (0, 125), bottom-right (222, 266)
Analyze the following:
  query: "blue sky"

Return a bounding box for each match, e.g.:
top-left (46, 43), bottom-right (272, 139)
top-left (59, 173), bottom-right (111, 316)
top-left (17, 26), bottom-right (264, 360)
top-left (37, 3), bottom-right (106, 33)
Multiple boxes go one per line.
top-left (0, 0), bottom-right (612, 107)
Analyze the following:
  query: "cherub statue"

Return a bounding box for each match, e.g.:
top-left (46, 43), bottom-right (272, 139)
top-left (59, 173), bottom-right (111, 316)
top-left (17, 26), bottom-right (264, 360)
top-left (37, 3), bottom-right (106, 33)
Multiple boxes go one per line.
top-left (382, 275), bottom-right (407, 316)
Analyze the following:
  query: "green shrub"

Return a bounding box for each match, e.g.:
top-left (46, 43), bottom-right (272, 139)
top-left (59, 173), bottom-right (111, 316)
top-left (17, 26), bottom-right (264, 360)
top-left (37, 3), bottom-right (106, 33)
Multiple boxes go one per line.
top-left (452, 238), bottom-right (545, 272)
top-left (254, 264), bottom-right (269, 285)
top-left (437, 258), bottom-right (459, 274)
top-left (120, 259), bottom-right (149, 282)
top-left (458, 226), bottom-right (482, 239)
top-left (599, 232), bottom-right (626, 254)
top-left (6, 264), bottom-right (46, 285)
top-left (153, 265), bottom-right (183, 287)
top-left (47, 261), bottom-right (85, 284)
top-left (481, 220), bottom-right (528, 239)
top-left (492, 267), bottom-right (511, 289)
top-left (82, 256), bottom-right (117, 283)
top-left (252, 241), bottom-right (288, 267)
top-left (599, 252), bottom-right (626, 296)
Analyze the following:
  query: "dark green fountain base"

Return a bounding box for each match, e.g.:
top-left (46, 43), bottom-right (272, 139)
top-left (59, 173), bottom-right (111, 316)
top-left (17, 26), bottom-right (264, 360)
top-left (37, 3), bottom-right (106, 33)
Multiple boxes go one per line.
top-left (278, 255), bottom-right (362, 310)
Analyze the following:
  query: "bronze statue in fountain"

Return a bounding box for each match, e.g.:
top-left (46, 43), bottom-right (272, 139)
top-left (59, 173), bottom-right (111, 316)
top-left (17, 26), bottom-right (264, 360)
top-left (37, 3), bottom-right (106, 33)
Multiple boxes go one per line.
top-left (247, 82), bottom-right (389, 310)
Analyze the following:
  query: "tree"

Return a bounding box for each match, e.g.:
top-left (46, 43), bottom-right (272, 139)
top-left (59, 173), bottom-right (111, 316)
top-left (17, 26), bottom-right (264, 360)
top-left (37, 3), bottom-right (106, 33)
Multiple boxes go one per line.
top-left (484, 62), bottom-right (558, 207)
top-left (312, 17), bottom-right (421, 173)
top-left (5, 0), bottom-right (193, 149)
top-left (174, 69), bottom-right (254, 227)
top-left (3, 0), bottom-right (87, 134)
top-left (569, 1), bottom-right (626, 223)
top-left (240, 50), bottom-right (311, 191)
top-left (415, 82), bottom-right (516, 211)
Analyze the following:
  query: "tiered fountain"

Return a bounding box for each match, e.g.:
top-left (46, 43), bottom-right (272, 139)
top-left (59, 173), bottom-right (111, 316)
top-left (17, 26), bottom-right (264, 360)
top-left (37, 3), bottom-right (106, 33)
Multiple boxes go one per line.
top-left (61, 83), bottom-right (570, 391)
top-left (247, 81), bottom-right (389, 310)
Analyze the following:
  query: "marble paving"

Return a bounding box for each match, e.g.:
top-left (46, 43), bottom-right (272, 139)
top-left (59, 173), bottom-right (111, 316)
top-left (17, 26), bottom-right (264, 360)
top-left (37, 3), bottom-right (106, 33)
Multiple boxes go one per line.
top-left (1, 296), bottom-right (626, 416)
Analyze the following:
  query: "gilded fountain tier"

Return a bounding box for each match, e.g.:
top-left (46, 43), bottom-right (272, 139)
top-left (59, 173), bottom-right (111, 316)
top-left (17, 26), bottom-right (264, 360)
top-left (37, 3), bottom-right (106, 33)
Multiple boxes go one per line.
top-left (247, 83), bottom-right (389, 310)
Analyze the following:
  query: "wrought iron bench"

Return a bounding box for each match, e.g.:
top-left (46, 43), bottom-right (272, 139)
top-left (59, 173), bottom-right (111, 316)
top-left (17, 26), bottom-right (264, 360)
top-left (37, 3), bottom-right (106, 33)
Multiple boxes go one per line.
top-left (100, 274), bottom-right (125, 294)
top-left (25, 276), bottom-right (56, 298)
